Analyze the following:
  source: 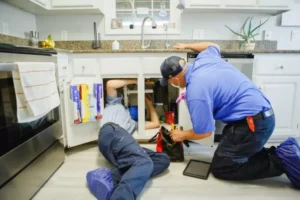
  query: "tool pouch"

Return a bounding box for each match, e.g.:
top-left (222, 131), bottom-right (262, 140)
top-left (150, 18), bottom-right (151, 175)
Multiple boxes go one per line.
top-left (148, 126), bottom-right (187, 162)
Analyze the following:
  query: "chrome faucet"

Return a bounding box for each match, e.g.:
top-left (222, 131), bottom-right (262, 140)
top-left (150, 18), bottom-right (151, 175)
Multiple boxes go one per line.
top-left (163, 24), bottom-right (170, 49)
top-left (141, 16), bottom-right (157, 49)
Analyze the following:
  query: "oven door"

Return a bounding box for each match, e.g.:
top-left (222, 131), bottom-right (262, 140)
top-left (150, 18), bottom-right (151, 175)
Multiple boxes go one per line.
top-left (0, 66), bottom-right (61, 187)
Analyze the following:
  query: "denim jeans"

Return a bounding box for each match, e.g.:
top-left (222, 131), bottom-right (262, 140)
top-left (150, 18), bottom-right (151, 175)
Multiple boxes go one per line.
top-left (211, 114), bottom-right (285, 180)
top-left (98, 123), bottom-right (170, 200)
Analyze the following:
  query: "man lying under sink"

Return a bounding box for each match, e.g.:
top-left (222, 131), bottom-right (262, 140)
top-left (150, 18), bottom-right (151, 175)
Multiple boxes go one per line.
top-left (159, 42), bottom-right (300, 189)
top-left (86, 79), bottom-right (170, 200)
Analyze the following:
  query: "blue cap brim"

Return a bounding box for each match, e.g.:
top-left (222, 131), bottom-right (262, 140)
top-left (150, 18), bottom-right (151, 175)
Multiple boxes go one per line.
top-left (160, 78), bottom-right (168, 87)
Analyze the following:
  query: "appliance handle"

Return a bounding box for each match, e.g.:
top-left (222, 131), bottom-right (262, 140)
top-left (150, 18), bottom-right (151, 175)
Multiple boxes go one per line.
top-left (225, 59), bottom-right (253, 64)
top-left (0, 63), bottom-right (17, 71)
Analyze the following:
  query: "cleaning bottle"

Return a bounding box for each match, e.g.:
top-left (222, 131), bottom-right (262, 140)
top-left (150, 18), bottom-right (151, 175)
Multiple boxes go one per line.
top-left (112, 40), bottom-right (120, 50)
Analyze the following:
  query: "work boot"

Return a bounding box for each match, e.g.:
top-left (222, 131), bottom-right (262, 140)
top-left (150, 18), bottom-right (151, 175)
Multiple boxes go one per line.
top-left (276, 137), bottom-right (300, 189)
top-left (86, 168), bottom-right (114, 200)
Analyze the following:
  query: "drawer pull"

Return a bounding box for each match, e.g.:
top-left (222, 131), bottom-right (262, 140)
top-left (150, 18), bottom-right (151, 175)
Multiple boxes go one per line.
top-left (82, 65), bottom-right (86, 70)
top-left (63, 66), bottom-right (67, 70)
top-left (276, 65), bottom-right (284, 69)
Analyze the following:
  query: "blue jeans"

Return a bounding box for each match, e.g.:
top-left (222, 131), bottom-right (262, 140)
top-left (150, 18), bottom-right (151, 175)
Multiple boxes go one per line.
top-left (98, 123), bottom-right (170, 200)
top-left (211, 114), bottom-right (285, 180)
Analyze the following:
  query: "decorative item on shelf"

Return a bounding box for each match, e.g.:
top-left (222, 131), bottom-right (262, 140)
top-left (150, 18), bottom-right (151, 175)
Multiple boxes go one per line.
top-left (225, 17), bottom-right (269, 50)
top-left (70, 83), bottom-right (102, 124)
top-left (159, 1), bottom-right (168, 18)
top-left (41, 34), bottom-right (55, 48)
top-left (111, 19), bottom-right (123, 29)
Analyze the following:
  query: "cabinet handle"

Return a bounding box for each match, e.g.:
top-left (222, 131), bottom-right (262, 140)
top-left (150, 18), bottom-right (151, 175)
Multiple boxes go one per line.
top-left (82, 65), bottom-right (85, 70)
top-left (276, 65), bottom-right (284, 69)
top-left (63, 66), bottom-right (67, 70)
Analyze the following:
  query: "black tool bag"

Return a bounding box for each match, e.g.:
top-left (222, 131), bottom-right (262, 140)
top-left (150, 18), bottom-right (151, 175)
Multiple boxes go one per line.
top-left (149, 126), bottom-right (188, 162)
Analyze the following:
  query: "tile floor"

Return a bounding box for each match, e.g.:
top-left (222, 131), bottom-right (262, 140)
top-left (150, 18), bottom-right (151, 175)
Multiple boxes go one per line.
top-left (32, 143), bottom-right (299, 200)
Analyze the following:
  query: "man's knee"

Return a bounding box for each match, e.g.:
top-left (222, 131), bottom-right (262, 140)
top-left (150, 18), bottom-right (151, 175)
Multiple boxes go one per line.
top-left (160, 153), bottom-right (171, 169)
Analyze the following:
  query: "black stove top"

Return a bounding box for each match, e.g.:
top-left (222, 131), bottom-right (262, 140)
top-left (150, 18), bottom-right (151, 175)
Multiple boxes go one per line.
top-left (0, 43), bottom-right (57, 56)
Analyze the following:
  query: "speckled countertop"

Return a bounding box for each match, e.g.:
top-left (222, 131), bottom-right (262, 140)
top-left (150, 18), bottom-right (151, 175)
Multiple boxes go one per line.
top-left (1, 34), bottom-right (300, 54)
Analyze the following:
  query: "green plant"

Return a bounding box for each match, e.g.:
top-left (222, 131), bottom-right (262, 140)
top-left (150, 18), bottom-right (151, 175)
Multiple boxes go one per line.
top-left (225, 17), bottom-right (269, 48)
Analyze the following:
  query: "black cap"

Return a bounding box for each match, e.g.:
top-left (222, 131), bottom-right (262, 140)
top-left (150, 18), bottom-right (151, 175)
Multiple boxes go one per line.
top-left (160, 56), bottom-right (185, 86)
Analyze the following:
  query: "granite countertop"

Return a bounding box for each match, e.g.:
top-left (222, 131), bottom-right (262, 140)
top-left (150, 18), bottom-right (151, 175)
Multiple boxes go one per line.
top-left (72, 48), bottom-right (300, 54)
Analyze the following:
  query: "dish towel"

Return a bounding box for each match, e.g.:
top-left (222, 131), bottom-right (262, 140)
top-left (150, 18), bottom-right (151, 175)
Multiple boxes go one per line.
top-left (12, 62), bottom-right (60, 123)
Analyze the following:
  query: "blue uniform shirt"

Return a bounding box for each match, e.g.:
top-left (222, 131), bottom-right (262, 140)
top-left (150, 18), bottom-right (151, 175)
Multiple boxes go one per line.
top-left (185, 46), bottom-right (271, 134)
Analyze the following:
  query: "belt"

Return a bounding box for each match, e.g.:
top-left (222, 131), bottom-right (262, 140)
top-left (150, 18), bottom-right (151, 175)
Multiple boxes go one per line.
top-left (234, 108), bottom-right (274, 124)
top-left (252, 108), bottom-right (274, 120)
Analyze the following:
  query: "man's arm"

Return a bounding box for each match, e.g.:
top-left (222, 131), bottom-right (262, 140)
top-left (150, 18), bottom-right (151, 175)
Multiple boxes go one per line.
top-left (145, 95), bottom-right (160, 129)
top-left (174, 42), bottom-right (220, 52)
top-left (106, 79), bottom-right (137, 97)
top-left (171, 129), bottom-right (212, 142)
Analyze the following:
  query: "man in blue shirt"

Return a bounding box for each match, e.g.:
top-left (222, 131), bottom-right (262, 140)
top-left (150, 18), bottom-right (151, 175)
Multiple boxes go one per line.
top-left (160, 42), bottom-right (300, 187)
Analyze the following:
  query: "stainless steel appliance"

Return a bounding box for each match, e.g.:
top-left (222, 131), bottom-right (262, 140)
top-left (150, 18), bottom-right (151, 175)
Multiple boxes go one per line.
top-left (187, 52), bottom-right (254, 142)
top-left (0, 45), bottom-right (65, 200)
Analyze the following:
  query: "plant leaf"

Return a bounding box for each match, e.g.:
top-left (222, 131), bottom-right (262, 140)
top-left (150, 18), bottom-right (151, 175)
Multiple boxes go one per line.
top-left (242, 17), bottom-right (250, 36)
top-left (248, 17), bottom-right (253, 37)
top-left (250, 17), bottom-right (269, 36)
top-left (225, 25), bottom-right (246, 38)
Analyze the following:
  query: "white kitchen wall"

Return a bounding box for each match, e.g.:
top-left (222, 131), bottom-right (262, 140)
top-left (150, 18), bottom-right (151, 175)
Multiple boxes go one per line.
top-left (0, 1), bottom-right (36, 39)
top-left (36, 14), bottom-right (103, 41)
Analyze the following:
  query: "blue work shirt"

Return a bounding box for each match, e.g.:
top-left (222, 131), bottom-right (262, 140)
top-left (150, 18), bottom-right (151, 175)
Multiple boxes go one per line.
top-left (185, 46), bottom-right (271, 134)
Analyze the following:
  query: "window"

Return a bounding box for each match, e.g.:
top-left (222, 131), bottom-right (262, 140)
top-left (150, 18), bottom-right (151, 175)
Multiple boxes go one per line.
top-left (104, 0), bottom-right (181, 35)
top-left (115, 0), bottom-right (170, 26)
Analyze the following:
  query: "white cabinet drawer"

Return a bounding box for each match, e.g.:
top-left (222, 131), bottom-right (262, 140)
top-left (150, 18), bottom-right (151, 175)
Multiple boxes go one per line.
top-left (188, 0), bottom-right (221, 7)
top-left (225, 0), bottom-right (256, 7)
top-left (258, 0), bottom-right (290, 7)
top-left (73, 58), bottom-right (98, 76)
top-left (254, 58), bottom-right (300, 75)
top-left (100, 57), bottom-right (141, 76)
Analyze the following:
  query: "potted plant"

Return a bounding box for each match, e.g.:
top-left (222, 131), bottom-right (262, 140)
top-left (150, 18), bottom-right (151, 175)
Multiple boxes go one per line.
top-left (225, 17), bottom-right (269, 50)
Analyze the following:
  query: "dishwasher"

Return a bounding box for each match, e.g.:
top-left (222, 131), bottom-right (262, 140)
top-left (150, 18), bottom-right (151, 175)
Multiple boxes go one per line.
top-left (187, 52), bottom-right (254, 142)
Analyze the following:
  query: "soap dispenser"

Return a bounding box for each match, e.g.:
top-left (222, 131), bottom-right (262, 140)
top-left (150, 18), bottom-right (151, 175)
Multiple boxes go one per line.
top-left (112, 40), bottom-right (120, 50)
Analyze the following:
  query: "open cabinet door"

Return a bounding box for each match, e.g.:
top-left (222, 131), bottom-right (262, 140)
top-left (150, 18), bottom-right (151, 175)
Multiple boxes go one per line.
top-left (63, 80), bottom-right (103, 148)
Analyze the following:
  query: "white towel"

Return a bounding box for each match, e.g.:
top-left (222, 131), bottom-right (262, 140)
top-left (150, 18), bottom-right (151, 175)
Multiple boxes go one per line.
top-left (12, 62), bottom-right (60, 123)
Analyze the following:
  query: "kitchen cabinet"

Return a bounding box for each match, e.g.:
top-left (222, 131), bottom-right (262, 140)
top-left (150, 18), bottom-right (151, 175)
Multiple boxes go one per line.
top-left (4, 0), bottom-right (103, 15)
top-left (224, 0), bottom-right (256, 7)
top-left (182, 0), bottom-right (292, 15)
top-left (31, 0), bottom-right (48, 7)
top-left (258, 0), bottom-right (290, 8)
top-left (51, 0), bottom-right (95, 8)
top-left (187, 0), bottom-right (222, 7)
top-left (254, 77), bottom-right (300, 141)
top-left (253, 54), bottom-right (300, 142)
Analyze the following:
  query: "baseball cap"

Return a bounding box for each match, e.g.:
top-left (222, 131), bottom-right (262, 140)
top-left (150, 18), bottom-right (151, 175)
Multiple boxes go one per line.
top-left (160, 56), bottom-right (185, 87)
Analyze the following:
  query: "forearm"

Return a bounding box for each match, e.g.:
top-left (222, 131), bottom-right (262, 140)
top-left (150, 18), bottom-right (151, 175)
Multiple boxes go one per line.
top-left (106, 79), bottom-right (137, 97)
top-left (184, 129), bottom-right (212, 140)
top-left (145, 100), bottom-right (160, 129)
top-left (185, 42), bottom-right (219, 52)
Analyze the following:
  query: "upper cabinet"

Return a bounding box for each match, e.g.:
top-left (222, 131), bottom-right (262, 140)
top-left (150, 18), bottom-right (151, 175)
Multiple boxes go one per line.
top-left (4, 0), bottom-right (103, 15)
top-left (182, 0), bottom-right (292, 15)
top-left (257, 0), bottom-right (290, 8)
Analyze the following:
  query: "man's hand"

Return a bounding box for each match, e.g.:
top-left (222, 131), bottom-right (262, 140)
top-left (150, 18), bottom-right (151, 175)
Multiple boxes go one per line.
top-left (170, 129), bottom-right (187, 142)
top-left (174, 43), bottom-right (188, 50)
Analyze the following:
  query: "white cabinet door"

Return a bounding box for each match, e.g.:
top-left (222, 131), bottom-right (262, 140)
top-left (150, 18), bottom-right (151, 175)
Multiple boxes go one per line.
top-left (254, 76), bottom-right (300, 141)
top-left (258, 0), bottom-right (290, 7)
top-left (63, 81), bottom-right (103, 148)
top-left (224, 0), bottom-right (256, 7)
top-left (51, 0), bottom-right (94, 7)
top-left (187, 0), bottom-right (222, 7)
